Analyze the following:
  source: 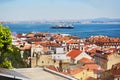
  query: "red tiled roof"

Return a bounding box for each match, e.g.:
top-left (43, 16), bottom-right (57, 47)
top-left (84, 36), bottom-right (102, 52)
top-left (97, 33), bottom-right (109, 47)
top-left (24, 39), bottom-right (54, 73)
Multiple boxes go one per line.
top-left (109, 48), bottom-right (117, 51)
top-left (85, 77), bottom-right (96, 80)
top-left (111, 62), bottom-right (120, 76)
top-left (66, 39), bottom-right (78, 44)
top-left (66, 39), bottom-right (74, 44)
top-left (69, 68), bottom-right (84, 75)
top-left (115, 62), bottom-right (120, 67)
top-left (88, 36), bottom-right (120, 43)
top-left (111, 68), bottom-right (120, 76)
top-left (84, 63), bottom-right (99, 71)
top-left (40, 41), bottom-right (60, 47)
top-left (67, 49), bottom-right (82, 59)
top-left (28, 38), bottom-right (42, 42)
top-left (78, 57), bottom-right (94, 63)
top-left (57, 36), bottom-right (71, 42)
top-left (85, 47), bottom-right (89, 51)
top-left (17, 34), bottom-right (22, 38)
top-left (89, 48), bottom-right (97, 53)
top-left (26, 33), bottom-right (34, 38)
top-left (106, 52), bottom-right (113, 55)
top-left (47, 66), bottom-right (58, 71)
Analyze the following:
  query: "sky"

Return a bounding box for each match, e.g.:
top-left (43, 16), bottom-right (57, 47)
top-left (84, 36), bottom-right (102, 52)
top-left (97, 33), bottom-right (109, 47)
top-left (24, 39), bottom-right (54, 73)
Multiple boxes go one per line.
top-left (0, 0), bottom-right (120, 21)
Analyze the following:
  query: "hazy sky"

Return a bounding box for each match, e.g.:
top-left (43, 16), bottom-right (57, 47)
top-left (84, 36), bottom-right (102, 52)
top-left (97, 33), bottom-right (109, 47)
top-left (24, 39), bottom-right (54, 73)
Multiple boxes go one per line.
top-left (0, 0), bottom-right (120, 21)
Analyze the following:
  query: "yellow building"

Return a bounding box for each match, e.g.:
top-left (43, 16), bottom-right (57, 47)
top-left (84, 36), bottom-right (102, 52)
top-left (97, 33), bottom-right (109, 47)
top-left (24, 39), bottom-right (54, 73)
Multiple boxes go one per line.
top-left (107, 53), bottom-right (120, 69)
top-left (31, 54), bottom-right (60, 67)
top-left (71, 69), bottom-right (97, 80)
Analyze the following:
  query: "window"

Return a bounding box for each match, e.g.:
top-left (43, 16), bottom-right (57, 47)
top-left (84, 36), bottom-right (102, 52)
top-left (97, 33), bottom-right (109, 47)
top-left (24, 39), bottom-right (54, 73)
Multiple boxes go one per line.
top-left (112, 65), bottom-right (117, 70)
top-left (54, 60), bottom-right (56, 63)
top-left (118, 77), bottom-right (120, 80)
top-left (64, 48), bottom-right (65, 51)
top-left (42, 61), bottom-right (44, 63)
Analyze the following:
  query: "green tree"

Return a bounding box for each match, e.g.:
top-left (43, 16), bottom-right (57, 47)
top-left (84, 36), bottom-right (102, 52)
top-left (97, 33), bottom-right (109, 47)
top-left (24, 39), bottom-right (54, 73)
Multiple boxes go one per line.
top-left (0, 58), bottom-right (13, 69)
top-left (0, 24), bottom-right (13, 69)
top-left (0, 24), bottom-right (27, 69)
top-left (7, 45), bottom-right (27, 68)
top-left (0, 24), bottom-right (12, 52)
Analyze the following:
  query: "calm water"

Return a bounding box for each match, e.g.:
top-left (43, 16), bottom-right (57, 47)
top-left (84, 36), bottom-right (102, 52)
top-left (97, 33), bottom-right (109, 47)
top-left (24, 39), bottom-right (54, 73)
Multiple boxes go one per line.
top-left (3, 23), bottom-right (120, 38)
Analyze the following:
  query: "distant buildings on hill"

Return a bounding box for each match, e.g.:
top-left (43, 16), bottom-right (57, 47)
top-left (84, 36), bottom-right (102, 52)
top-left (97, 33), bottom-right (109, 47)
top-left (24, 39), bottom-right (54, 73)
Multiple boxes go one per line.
top-left (1, 18), bottom-right (120, 24)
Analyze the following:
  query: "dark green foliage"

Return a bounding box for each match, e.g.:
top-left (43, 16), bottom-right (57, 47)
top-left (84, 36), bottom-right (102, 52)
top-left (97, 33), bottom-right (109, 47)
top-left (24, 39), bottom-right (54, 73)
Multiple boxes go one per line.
top-left (4, 45), bottom-right (27, 68)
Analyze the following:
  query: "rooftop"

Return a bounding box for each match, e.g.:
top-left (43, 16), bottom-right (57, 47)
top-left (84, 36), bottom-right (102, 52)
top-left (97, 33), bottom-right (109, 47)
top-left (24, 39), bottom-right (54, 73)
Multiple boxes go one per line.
top-left (67, 49), bottom-right (82, 59)
top-left (0, 68), bottom-right (73, 80)
top-left (78, 57), bottom-right (94, 64)
top-left (15, 68), bottom-right (69, 80)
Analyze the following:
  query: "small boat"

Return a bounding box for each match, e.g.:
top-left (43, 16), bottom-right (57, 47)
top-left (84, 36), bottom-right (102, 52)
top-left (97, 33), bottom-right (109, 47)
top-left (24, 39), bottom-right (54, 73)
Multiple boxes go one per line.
top-left (51, 24), bottom-right (74, 29)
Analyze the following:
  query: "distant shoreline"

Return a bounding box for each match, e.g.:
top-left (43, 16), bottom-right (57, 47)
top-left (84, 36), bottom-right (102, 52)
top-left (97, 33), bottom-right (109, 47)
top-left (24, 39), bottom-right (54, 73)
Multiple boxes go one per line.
top-left (1, 17), bottom-right (120, 24)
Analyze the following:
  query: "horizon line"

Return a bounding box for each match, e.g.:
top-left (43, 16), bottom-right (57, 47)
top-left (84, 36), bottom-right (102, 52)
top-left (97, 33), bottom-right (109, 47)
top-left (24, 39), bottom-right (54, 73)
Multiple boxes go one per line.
top-left (1, 17), bottom-right (120, 22)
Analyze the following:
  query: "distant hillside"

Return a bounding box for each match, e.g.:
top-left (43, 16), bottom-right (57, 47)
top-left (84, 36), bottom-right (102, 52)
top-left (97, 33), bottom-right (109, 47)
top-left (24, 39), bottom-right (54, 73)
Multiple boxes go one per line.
top-left (89, 17), bottom-right (120, 22)
top-left (1, 17), bottom-right (120, 24)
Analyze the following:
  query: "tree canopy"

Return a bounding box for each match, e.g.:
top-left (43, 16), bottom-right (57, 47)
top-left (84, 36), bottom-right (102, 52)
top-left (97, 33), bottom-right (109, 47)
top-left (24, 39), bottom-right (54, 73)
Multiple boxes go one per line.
top-left (0, 24), bottom-right (27, 69)
top-left (0, 24), bottom-right (12, 52)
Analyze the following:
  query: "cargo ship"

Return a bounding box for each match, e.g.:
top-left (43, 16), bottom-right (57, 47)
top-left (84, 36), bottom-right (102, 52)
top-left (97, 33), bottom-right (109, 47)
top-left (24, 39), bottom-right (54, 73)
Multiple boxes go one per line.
top-left (51, 24), bottom-right (74, 29)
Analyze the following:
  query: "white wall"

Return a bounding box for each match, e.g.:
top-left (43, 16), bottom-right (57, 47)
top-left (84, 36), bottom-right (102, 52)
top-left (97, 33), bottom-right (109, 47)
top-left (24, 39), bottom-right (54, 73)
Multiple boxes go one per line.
top-left (52, 54), bottom-right (70, 60)
top-left (74, 51), bottom-right (92, 63)
top-left (56, 47), bottom-right (64, 54)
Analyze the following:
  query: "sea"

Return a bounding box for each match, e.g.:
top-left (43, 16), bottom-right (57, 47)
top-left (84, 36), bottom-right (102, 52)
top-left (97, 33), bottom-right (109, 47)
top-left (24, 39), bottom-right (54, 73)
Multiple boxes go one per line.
top-left (3, 23), bottom-right (120, 38)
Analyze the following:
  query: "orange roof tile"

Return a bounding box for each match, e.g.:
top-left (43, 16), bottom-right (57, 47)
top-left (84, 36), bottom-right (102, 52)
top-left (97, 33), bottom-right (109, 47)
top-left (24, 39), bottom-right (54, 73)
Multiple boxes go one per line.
top-left (17, 34), bottom-right (22, 38)
top-left (47, 66), bottom-right (58, 71)
top-left (26, 33), bottom-right (34, 38)
top-left (69, 68), bottom-right (84, 75)
top-left (57, 36), bottom-right (71, 42)
top-left (109, 48), bottom-right (117, 51)
top-left (61, 72), bottom-right (68, 75)
top-left (89, 48), bottom-right (97, 53)
top-left (88, 36), bottom-right (119, 43)
top-left (66, 39), bottom-right (78, 44)
top-left (78, 57), bottom-right (94, 63)
top-left (85, 77), bottom-right (96, 80)
top-left (106, 52), bottom-right (113, 55)
top-left (40, 41), bottom-right (60, 47)
top-left (67, 49), bottom-right (82, 59)
top-left (111, 63), bottom-right (120, 76)
top-left (84, 63), bottom-right (99, 71)
top-left (115, 62), bottom-right (120, 67)
top-left (85, 47), bottom-right (89, 51)
top-left (66, 39), bottom-right (74, 44)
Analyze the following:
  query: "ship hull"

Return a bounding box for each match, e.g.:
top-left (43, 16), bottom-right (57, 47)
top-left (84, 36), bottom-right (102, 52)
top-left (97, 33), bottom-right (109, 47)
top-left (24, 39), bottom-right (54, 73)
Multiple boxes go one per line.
top-left (51, 26), bottom-right (74, 29)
